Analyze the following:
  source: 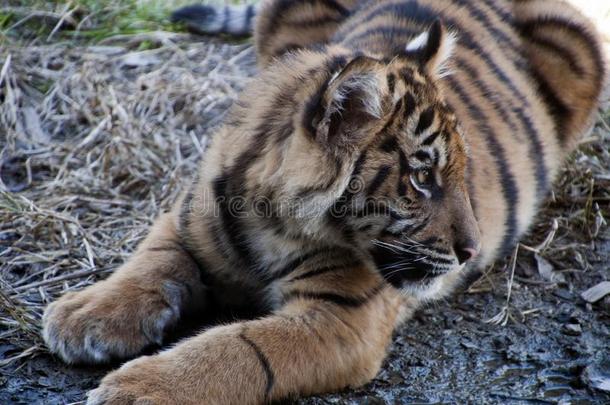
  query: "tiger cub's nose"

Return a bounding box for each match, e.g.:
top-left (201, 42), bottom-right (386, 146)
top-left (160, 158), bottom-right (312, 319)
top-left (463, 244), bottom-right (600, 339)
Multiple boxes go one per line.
top-left (454, 241), bottom-right (480, 265)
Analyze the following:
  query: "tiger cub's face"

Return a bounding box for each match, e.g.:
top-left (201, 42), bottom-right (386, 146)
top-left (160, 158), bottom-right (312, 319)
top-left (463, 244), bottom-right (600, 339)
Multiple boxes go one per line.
top-left (296, 23), bottom-right (481, 297)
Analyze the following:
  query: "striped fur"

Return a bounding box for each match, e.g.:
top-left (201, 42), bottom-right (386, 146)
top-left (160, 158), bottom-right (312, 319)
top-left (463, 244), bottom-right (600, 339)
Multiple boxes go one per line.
top-left (44, 1), bottom-right (607, 403)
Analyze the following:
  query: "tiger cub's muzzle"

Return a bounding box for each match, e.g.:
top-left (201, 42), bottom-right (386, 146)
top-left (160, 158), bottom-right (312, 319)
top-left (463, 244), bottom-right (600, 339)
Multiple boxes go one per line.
top-left (370, 199), bottom-right (481, 288)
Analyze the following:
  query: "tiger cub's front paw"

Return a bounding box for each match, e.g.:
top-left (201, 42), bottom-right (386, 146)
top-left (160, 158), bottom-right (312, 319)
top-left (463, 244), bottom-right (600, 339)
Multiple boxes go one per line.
top-left (86, 355), bottom-right (177, 405)
top-left (42, 279), bottom-right (189, 364)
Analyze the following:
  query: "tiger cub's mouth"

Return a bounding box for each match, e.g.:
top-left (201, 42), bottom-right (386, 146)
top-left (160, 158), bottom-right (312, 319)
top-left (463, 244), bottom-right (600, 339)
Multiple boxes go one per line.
top-left (370, 239), bottom-right (459, 288)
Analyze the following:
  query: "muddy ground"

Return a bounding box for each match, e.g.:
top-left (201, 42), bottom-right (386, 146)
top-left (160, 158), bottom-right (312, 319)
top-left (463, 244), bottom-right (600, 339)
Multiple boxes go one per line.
top-left (1, 10), bottom-right (610, 405)
top-left (2, 238), bottom-right (609, 404)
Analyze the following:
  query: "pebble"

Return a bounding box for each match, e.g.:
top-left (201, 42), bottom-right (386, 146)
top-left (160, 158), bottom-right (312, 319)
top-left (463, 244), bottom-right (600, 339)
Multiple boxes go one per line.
top-left (561, 324), bottom-right (582, 336)
top-left (581, 281), bottom-right (610, 303)
top-left (553, 289), bottom-right (574, 301)
top-left (582, 363), bottom-right (610, 392)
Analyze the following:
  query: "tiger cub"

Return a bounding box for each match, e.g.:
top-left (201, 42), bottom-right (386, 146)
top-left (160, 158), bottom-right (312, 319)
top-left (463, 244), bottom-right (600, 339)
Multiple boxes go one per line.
top-left (43, 0), bottom-right (606, 403)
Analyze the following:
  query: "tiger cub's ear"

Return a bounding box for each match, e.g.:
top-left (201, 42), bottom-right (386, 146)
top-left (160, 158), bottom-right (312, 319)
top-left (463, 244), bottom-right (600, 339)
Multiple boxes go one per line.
top-left (310, 56), bottom-right (392, 151)
top-left (405, 19), bottom-right (456, 79)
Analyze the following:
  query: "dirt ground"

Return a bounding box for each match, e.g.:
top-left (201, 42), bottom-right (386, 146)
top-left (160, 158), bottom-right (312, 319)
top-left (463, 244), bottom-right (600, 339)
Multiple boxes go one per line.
top-left (1, 3), bottom-right (610, 404)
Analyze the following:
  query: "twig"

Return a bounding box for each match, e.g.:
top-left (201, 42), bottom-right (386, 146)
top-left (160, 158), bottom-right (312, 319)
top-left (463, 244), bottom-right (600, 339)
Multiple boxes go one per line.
top-left (485, 244), bottom-right (519, 326)
top-left (13, 266), bottom-right (113, 293)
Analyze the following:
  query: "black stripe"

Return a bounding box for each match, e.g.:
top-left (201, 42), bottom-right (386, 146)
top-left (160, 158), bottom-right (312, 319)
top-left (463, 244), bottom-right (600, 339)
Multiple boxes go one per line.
top-left (396, 150), bottom-right (409, 197)
top-left (342, 26), bottom-right (419, 48)
top-left (334, 1), bottom-right (435, 41)
top-left (285, 284), bottom-right (384, 308)
top-left (413, 150), bottom-right (431, 163)
top-left (397, 181), bottom-right (407, 197)
top-left (290, 14), bottom-right (344, 29)
top-left (290, 262), bottom-right (359, 281)
top-left (398, 150), bottom-right (409, 177)
top-left (414, 107), bottom-right (435, 135)
top-left (481, 0), bottom-right (513, 25)
top-left (397, 149), bottom-right (410, 196)
top-left (379, 98), bottom-right (403, 134)
top-left (157, 232), bottom-right (215, 287)
top-left (529, 69), bottom-right (571, 144)
top-left (272, 42), bottom-right (304, 58)
top-left (387, 73), bottom-right (396, 95)
top-left (147, 245), bottom-right (180, 252)
top-left (527, 34), bottom-right (586, 76)
top-left (421, 130), bottom-right (440, 146)
top-left (213, 174), bottom-right (255, 264)
top-left (380, 136), bottom-right (399, 153)
top-left (321, 0), bottom-right (350, 17)
top-left (403, 92), bottom-right (416, 119)
top-left (367, 165), bottom-right (392, 195)
top-left (269, 248), bottom-right (330, 281)
top-left (351, 150), bottom-right (368, 178)
top-left (446, 75), bottom-right (519, 255)
top-left (400, 68), bottom-right (415, 85)
top-left (419, 236), bottom-right (438, 245)
top-left (239, 332), bottom-right (275, 400)
top-left (424, 255), bottom-right (453, 265)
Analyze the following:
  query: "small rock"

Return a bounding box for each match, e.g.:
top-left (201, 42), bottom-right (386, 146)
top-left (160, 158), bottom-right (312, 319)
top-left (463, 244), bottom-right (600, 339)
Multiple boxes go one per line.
top-left (535, 253), bottom-right (565, 283)
top-left (581, 363), bottom-right (610, 392)
top-left (86, 46), bottom-right (126, 56)
top-left (581, 281), bottom-right (610, 303)
top-left (562, 324), bottom-right (582, 336)
top-left (121, 51), bottom-right (161, 68)
top-left (553, 289), bottom-right (573, 302)
top-left (460, 340), bottom-right (480, 350)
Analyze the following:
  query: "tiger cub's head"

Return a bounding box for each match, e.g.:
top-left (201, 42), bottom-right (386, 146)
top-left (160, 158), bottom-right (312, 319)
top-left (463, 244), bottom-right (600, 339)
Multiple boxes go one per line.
top-left (227, 22), bottom-right (480, 298)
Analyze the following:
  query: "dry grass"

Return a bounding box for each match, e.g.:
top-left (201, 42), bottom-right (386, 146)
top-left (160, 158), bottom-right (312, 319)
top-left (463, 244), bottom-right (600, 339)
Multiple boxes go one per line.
top-left (0, 0), bottom-right (609, 371)
top-left (0, 1), bottom-right (255, 365)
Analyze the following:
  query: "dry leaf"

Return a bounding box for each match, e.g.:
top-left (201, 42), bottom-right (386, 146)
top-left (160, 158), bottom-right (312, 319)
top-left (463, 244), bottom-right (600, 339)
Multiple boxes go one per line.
top-left (535, 253), bottom-right (565, 283)
top-left (581, 281), bottom-right (610, 303)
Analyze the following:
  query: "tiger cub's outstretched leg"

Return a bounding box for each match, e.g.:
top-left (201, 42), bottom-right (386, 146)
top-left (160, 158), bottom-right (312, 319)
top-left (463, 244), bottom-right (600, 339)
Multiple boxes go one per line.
top-left (514, 0), bottom-right (608, 151)
top-left (42, 211), bottom-right (206, 364)
top-left (87, 266), bottom-right (409, 405)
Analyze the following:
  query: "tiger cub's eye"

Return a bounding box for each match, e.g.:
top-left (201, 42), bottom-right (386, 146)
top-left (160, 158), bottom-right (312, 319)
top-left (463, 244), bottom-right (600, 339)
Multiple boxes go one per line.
top-left (415, 169), bottom-right (431, 186)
